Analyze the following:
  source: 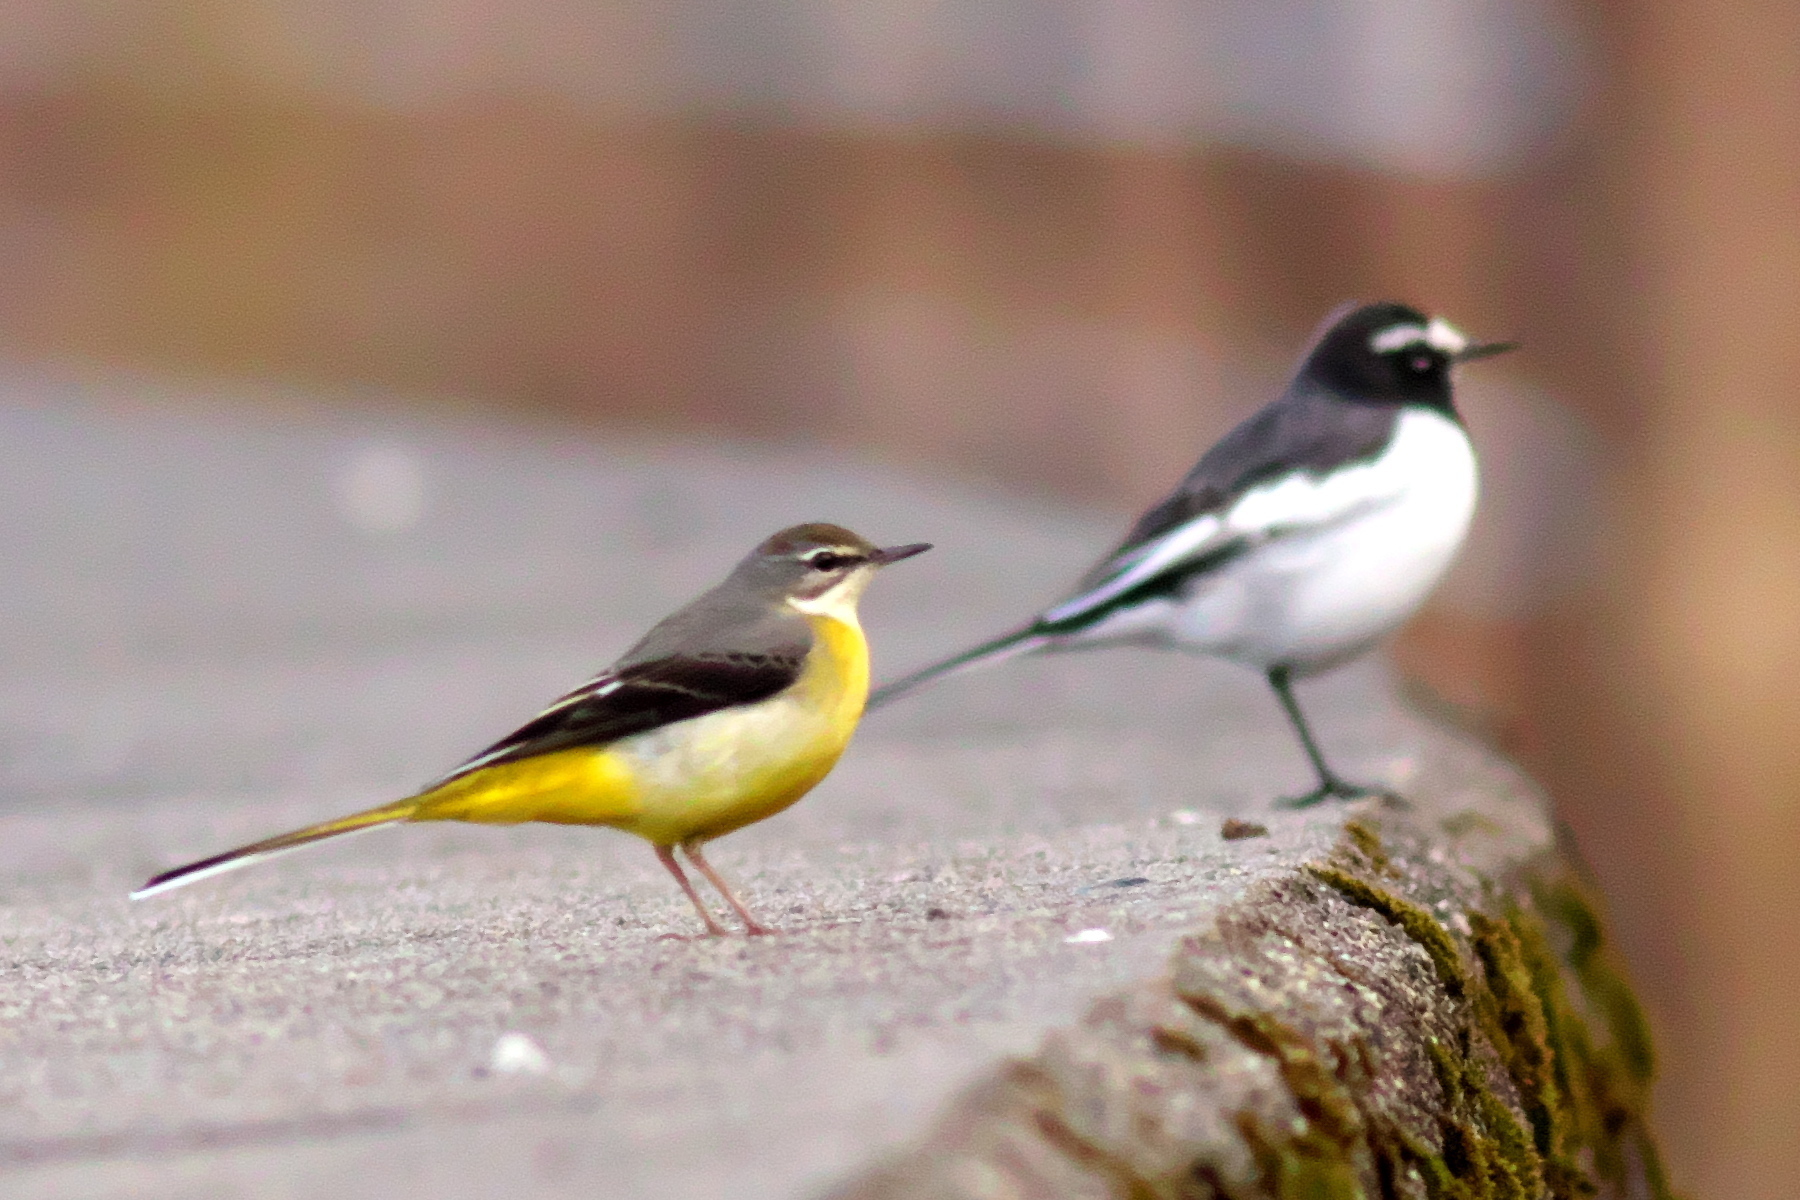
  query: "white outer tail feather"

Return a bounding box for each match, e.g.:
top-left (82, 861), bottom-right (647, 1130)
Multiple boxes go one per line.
top-left (129, 823), bottom-right (391, 901)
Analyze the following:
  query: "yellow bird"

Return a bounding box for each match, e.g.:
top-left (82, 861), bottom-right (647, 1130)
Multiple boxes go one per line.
top-left (132, 524), bottom-right (931, 935)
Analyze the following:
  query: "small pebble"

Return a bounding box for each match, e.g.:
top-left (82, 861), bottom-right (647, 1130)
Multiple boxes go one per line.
top-left (1169, 810), bottom-right (1202, 825)
top-left (1065, 928), bottom-right (1113, 944)
top-left (1077, 877), bottom-right (1150, 893)
top-left (1220, 818), bottom-right (1269, 840)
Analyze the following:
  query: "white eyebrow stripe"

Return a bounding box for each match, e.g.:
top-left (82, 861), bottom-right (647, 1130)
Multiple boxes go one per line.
top-left (1370, 323), bottom-right (1429, 353)
top-left (1424, 317), bottom-right (1469, 354)
top-left (1370, 318), bottom-right (1470, 356)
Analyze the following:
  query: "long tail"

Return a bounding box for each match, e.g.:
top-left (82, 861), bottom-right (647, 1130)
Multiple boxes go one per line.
top-left (867, 626), bottom-right (1049, 710)
top-left (131, 798), bottom-right (419, 900)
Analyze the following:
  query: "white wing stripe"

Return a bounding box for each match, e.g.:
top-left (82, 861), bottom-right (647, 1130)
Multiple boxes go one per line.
top-left (424, 674), bottom-right (616, 785)
top-left (1042, 513), bottom-right (1222, 623)
top-left (1042, 432), bottom-right (1418, 626)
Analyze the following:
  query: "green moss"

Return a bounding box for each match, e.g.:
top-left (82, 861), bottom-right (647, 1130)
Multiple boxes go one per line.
top-left (1306, 864), bottom-right (1467, 1000)
top-left (1381, 1119), bottom-right (1472, 1200)
top-left (1167, 838), bottom-right (1676, 1200)
top-left (1421, 1033), bottom-right (1545, 1200)
top-left (1177, 999), bottom-right (1369, 1197)
top-left (1473, 1085), bottom-right (1542, 1199)
top-left (1505, 907), bottom-right (1597, 1178)
top-left (1343, 819), bottom-right (1393, 874)
top-left (1213, 1007), bottom-right (1365, 1147)
top-left (1534, 880), bottom-right (1656, 1090)
top-left (1237, 1111), bottom-right (1365, 1200)
top-left (1302, 849), bottom-right (1682, 1199)
top-left (1469, 911), bottom-right (1566, 1170)
top-left (1524, 876), bottom-right (1682, 1200)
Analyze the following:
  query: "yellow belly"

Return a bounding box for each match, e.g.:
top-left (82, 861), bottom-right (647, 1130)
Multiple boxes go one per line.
top-left (406, 614), bottom-right (869, 846)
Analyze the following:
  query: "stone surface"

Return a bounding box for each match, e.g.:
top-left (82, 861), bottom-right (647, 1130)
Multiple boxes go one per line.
top-left (833, 791), bottom-right (1673, 1199)
top-left (0, 376), bottom-right (1665, 1198)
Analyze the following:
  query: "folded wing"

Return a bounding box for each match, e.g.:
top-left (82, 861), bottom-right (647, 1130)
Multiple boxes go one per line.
top-left (435, 650), bottom-right (806, 784)
top-left (1040, 389), bottom-right (1401, 632)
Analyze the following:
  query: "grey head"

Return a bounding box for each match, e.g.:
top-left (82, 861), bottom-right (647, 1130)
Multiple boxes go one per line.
top-left (1298, 301), bottom-right (1516, 415)
top-left (730, 522), bottom-right (932, 609)
top-left (619, 523), bottom-right (932, 667)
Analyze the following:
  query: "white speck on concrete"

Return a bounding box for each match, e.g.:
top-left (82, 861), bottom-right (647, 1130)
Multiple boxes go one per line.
top-left (489, 1032), bottom-right (551, 1076)
top-left (1065, 928), bottom-right (1112, 944)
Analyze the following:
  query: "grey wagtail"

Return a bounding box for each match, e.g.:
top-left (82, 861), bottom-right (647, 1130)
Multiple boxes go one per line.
top-left (870, 302), bottom-right (1513, 807)
top-left (133, 524), bottom-right (930, 936)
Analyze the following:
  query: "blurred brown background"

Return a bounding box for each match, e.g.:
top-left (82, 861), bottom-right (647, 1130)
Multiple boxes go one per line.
top-left (0, 3), bottom-right (1794, 1196)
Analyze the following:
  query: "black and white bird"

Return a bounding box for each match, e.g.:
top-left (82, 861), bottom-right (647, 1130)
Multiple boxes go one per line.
top-left (870, 302), bottom-right (1514, 806)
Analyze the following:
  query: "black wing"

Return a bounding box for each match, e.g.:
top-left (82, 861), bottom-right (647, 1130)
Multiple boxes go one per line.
top-left (1035, 389), bottom-right (1399, 632)
top-left (436, 650), bottom-right (805, 783)
top-left (1096, 390), bottom-right (1398, 577)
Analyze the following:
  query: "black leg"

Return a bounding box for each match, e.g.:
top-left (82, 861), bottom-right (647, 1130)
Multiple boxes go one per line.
top-left (1266, 666), bottom-right (1383, 808)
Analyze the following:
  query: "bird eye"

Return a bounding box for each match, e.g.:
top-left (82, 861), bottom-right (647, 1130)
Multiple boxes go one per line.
top-left (807, 551), bottom-right (849, 571)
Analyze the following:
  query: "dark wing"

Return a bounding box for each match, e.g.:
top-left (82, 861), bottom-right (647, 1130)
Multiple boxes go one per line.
top-left (1106, 391), bottom-right (1397, 574)
top-left (433, 649), bottom-right (805, 784)
top-left (1040, 390), bottom-right (1398, 631)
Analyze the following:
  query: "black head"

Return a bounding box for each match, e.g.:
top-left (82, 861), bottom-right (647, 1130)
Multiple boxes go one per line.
top-left (1298, 302), bottom-right (1515, 413)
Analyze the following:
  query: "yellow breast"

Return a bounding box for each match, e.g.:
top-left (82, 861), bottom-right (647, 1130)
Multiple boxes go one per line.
top-left (408, 612), bottom-right (870, 847)
top-left (611, 613), bottom-right (867, 843)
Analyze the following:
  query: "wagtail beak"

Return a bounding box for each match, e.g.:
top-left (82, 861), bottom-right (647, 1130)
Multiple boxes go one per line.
top-left (871, 542), bottom-right (932, 566)
top-left (1455, 340), bottom-right (1518, 363)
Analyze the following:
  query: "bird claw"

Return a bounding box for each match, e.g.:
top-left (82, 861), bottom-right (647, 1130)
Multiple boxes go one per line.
top-left (1275, 780), bottom-right (1404, 810)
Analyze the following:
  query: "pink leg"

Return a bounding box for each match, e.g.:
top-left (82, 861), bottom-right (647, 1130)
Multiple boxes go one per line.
top-left (684, 843), bottom-right (773, 935)
top-left (655, 844), bottom-right (727, 936)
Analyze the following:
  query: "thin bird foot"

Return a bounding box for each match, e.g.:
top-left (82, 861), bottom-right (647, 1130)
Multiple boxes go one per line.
top-left (683, 843), bottom-right (776, 936)
top-left (655, 844), bottom-right (731, 935)
top-left (1275, 778), bottom-right (1399, 810)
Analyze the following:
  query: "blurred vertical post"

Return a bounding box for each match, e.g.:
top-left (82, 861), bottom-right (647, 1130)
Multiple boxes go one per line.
top-left (1096, 150), bottom-right (1228, 501)
top-left (1597, 0), bottom-right (1800, 1192)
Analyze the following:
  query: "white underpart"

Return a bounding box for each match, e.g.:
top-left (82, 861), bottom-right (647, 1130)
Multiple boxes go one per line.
top-left (1370, 317), bottom-right (1469, 355)
top-left (1061, 408), bottom-right (1478, 673)
top-left (129, 824), bottom-right (389, 900)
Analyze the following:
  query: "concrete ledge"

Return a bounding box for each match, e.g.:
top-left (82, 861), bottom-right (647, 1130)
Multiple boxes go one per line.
top-left (834, 775), bottom-right (1672, 1200)
top-left (0, 391), bottom-right (1672, 1198)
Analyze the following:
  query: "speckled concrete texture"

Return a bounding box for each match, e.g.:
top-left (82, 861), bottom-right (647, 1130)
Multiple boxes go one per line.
top-left (0, 377), bottom-right (1548, 1199)
top-left (826, 750), bottom-right (1590, 1200)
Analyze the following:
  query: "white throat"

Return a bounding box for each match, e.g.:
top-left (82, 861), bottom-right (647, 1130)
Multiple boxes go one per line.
top-left (787, 570), bottom-right (874, 622)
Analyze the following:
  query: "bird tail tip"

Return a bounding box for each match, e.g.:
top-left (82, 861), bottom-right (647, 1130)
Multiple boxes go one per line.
top-left (130, 801), bottom-right (414, 900)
